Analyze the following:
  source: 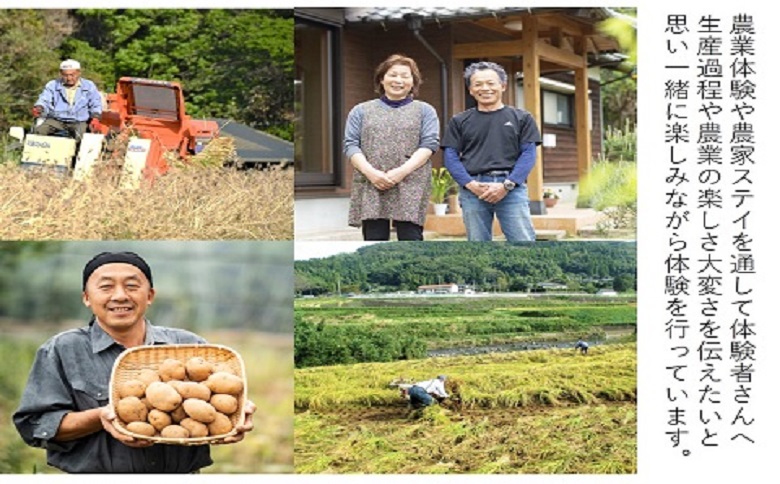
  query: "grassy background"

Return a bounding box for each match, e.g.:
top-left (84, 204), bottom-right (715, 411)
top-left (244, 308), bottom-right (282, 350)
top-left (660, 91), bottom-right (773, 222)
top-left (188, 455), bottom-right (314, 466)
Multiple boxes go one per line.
top-left (0, 329), bottom-right (292, 474)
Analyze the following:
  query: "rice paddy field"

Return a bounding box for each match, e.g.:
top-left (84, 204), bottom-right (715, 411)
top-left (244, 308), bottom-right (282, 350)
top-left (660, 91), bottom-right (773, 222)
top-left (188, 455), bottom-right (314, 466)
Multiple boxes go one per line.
top-left (294, 295), bottom-right (637, 474)
top-left (0, 151), bottom-right (293, 240)
top-left (295, 296), bottom-right (636, 367)
top-left (295, 343), bottom-right (637, 474)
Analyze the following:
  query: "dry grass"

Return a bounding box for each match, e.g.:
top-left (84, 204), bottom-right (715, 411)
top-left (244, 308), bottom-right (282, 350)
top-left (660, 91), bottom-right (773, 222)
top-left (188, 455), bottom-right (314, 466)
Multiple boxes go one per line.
top-left (294, 344), bottom-right (637, 474)
top-left (294, 348), bottom-right (636, 474)
top-left (295, 403), bottom-right (637, 474)
top-left (0, 159), bottom-right (293, 240)
top-left (295, 344), bottom-right (636, 411)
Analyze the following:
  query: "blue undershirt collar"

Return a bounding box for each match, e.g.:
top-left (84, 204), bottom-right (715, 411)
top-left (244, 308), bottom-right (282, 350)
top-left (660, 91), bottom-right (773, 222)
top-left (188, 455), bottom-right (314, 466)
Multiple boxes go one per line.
top-left (380, 95), bottom-right (413, 108)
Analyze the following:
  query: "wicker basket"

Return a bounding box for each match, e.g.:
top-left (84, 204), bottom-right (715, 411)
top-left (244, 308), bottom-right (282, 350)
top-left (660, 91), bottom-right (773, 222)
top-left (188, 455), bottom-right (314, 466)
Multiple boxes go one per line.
top-left (109, 344), bottom-right (247, 445)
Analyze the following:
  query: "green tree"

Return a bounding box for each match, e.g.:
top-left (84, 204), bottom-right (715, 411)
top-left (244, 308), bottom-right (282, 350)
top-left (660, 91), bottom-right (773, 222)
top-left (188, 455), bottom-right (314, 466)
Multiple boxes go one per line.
top-left (63, 9), bottom-right (294, 140)
top-left (598, 9), bottom-right (637, 131)
top-left (613, 273), bottom-right (636, 293)
top-left (0, 11), bottom-right (74, 134)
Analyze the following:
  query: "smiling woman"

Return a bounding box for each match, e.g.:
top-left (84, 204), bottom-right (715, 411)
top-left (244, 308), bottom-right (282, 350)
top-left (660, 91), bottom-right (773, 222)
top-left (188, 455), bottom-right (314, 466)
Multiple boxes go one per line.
top-left (344, 54), bottom-right (441, 241)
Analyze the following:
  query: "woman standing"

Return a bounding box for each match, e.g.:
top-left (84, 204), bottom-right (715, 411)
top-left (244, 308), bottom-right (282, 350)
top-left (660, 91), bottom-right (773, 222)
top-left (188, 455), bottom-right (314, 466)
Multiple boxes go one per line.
top-left (344, 54), bottom-right (440, 240)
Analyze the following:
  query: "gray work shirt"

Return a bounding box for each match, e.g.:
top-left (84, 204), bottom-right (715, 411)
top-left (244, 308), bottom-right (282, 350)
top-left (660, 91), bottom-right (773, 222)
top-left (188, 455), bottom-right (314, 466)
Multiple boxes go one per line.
top-left (13, 319), bottom-right (213, 473)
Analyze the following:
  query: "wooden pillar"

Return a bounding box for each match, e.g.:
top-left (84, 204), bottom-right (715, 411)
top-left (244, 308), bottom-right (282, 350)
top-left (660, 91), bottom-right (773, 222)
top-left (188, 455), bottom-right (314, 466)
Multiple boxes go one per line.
top-left (451, 57), bottom-right (464, 115)
top-left (573, 37), bottom-right (592, 183)
top-left (521, 14), bottom-right (545, 215)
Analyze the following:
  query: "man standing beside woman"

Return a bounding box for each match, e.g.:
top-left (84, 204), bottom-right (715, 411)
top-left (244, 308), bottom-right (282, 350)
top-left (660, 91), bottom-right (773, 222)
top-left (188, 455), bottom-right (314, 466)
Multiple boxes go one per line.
top-left (346, 57), bottom-right (540, 242)
top-left (442, 62), bottom-right (541, 242)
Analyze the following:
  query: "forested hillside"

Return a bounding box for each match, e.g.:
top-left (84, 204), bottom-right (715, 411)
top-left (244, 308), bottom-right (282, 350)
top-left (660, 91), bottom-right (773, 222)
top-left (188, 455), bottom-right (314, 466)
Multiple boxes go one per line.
top-left (295, 242), bottom-right (636, 294)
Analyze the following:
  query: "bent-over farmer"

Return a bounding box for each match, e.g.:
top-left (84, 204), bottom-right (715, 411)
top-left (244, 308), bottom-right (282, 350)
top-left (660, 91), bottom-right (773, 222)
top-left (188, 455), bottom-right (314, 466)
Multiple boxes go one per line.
top-left (408, 375), bottom-right (449, 408)
top-left (575, 340), bottom-right (589, 355)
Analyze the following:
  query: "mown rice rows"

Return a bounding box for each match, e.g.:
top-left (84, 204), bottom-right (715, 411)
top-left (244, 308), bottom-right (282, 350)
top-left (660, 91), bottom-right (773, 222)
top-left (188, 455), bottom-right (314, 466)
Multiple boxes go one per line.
top-left (0, 162), bottom-right (293, 240)
top-left (294, 343), bottom-right (637, 474)
top-left (295, 343), bottom-right (636, 411)
top-left (295, 404), bottom-right (637, 474)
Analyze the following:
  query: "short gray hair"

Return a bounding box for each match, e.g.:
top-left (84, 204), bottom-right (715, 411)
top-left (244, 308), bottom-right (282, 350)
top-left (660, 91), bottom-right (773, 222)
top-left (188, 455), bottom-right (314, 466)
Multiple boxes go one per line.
top-left (464, 62), bottom-right (507, 87)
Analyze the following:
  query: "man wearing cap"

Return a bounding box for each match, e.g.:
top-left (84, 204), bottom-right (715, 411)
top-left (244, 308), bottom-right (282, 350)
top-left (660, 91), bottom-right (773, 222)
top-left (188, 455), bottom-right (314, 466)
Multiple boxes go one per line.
top-left (13, 252), bottom-right (256, 473)
top-left (442, 61), bottom-right (542, 241)
top-left (408, 375), bottom-right (449, 408)
top-left (31, 59), bottom-right (103, 142)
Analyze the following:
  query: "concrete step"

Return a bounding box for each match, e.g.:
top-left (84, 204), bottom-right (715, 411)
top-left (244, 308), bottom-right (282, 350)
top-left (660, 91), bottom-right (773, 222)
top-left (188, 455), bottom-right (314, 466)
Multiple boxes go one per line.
top-left (535, 229), bottom-right (567, 241)
top-left (577, 225), bottom-right (636, 240)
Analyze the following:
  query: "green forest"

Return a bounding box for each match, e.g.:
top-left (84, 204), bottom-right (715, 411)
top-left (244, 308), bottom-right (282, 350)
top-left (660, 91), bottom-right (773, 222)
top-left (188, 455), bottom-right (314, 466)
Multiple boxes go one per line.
top-left (295, 242), bottom-right (637, 295)
top-left (0, 9), bottom-right (293, 141)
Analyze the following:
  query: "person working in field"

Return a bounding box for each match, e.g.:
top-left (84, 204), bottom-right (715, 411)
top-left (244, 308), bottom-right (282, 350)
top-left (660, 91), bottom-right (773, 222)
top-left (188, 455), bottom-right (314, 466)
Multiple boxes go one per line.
top-left (575, 340), bottom-right (589, 355)
top-left (408, 375), bottom-right (449, 408)
top-left (31, 59), bottom-right (103, 142)
top-left (13, 251), bottom-right (256, 473)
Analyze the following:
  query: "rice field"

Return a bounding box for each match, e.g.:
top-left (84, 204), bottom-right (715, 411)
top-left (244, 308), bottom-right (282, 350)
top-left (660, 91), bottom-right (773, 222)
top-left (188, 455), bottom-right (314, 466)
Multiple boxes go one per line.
top-left (295, 343), bottom-right (637, 474)
top-left (295, 296), bottom-right (636, 366)
top-left (0, 158), bottom-right (293, 240)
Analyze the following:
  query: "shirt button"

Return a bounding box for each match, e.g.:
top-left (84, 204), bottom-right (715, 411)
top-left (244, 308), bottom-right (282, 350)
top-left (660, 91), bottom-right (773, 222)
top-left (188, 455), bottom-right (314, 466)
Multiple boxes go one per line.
top-left (97, 392), bottom-right (102, 397)
top-left (42, 432), bottom-right (47, 436)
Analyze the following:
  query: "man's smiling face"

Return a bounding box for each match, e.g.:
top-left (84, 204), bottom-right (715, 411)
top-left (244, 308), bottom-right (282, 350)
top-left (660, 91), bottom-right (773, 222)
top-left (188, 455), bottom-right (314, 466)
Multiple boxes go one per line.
top-left (468, 69), bottom-right (506, 110)
top-left (82, 263), bottom-right (155, 333)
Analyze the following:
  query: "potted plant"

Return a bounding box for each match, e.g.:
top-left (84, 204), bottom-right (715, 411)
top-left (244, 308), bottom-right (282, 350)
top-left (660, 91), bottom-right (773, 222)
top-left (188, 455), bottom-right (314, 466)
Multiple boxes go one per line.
top-left (431, 167), bottom-right (456, 215)
top-left (543, 187), bottom-right (560, 208)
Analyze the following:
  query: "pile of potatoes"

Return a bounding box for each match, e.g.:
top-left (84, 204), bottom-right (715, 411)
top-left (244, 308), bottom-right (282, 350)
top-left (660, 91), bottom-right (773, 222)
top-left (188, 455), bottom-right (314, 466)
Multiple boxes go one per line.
top-left (114, 357), bottom-right (244, 439)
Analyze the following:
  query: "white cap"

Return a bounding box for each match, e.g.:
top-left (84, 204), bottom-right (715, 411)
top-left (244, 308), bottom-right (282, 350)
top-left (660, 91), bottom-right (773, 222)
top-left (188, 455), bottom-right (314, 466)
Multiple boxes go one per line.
top-left (60, 59), bottom-right (81, 70)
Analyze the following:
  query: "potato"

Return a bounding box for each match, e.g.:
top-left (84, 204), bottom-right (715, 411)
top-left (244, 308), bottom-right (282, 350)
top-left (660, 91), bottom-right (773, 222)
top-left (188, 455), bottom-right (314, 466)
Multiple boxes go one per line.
top-left (205, 372), bottom-right (244, 395)
top-left (116, 396), bottom-right (148, 424)
top-left (180, 418), bottom-right (209, 438)
top-left (185, 357), bottom-right (214, 382)
top-left (160, 425), bottom-right (190, 438)
top-left (126, 421), bottom-right (156, 437)
top-left (210, 394), bottom-right (239, 415)
top-left (148, 409), bottom-right (172, 431)
top-left (167, 380), bottom-right (185, 392)
top-left (117, 379), bottom-right (146, 399)
top-left (158, 359), bottom-right (186, 382)
top-left (137, 368), bottom-right (161, 387)
top-left (140, 397), bottom-right (154, 411)
top-left (207, 412), bottom-right (233, 436)
top-left (145, 382), bottom-right (182, 412)
top-left (173, 381), bottom-right (211, 401)
top-left (182, 398), bottom-right (217, 424)
top-left (170, 404), bottom-right (187, 423)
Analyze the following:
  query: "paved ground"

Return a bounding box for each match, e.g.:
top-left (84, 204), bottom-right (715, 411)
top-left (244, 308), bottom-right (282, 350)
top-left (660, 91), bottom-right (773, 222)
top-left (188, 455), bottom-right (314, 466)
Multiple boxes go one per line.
top-left (295, 201), bottom-right (635, 241)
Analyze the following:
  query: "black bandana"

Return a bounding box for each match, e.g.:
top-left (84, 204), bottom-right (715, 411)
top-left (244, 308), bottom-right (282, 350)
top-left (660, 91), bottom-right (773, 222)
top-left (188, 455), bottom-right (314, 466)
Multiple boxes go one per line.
top-left (82, 252), bottom-right (153, 289)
